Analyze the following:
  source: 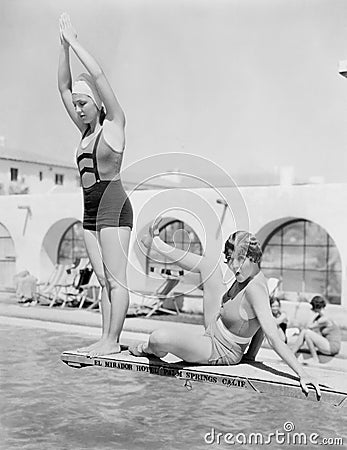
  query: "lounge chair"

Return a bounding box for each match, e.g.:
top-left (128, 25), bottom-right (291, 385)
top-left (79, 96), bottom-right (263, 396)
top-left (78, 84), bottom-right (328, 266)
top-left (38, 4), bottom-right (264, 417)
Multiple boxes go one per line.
top-left (60, 266), bottom-right (99, 309)
top-left (76, 271), bottom-right (101, 310)
top-left (36, 264), bottom-right (71, 307)
top-left (37, 258), bottom-right (91, 307)
top-left (133, 267), bottom-right (184, 318)
top-left (267, 277), bottom-right (281, 299)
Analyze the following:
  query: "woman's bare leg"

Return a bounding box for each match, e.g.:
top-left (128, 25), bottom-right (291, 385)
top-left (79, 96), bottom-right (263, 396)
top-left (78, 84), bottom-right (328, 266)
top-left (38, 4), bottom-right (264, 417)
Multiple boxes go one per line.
top-left (148, 235), bottom-right (205, 273)
top-left (290, 330), bottom-right (306, 355)
top-left (291, 329), bottom-right (332, 363)
top-left (77, 229), bottom-right (110, 353)
top-left (130, 223), bottom-right (226, 361)
top-left (143, 232), bottom-right (224, 327)
top-left (303, 329), bottom-right (332, 361)
top-left (88, 227), bottom-right (131, 357)
top-left (304, 333), bottom-right (320, 363)
top-left (136, 328), bottom-right (213, 363)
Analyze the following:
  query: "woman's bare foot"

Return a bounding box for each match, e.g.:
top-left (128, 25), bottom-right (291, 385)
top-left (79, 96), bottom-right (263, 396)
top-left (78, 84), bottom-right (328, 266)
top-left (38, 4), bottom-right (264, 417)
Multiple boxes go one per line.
top-left (149, 215), bottom-right (162, 237)
top-left (129, 342), bottom-right (152, 357)
top-left (141, 216), bottom-right (163, 249)
top-left (87, 340), bottom-right (121, 357)
top-left (141, 234), bottom-right (153, 250)
top-left (77, 338), bottom-right (107, 354)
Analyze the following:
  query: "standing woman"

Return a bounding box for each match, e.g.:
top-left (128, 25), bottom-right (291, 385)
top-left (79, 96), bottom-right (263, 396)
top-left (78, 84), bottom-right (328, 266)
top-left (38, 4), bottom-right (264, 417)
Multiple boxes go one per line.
top-left (58, 13), bottom-right (133, 357)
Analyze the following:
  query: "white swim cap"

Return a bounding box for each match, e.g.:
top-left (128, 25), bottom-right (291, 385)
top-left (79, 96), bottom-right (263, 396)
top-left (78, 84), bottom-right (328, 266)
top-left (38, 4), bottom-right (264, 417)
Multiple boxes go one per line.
top-left (72, 73), bottom-right (102, 109)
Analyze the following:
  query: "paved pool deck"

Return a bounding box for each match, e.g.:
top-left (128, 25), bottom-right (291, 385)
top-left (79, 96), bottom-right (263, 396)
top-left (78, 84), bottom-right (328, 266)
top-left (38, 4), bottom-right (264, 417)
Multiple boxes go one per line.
top-left (0, 294), bottom-right (200, 335)
top-left (1, 293), bottom-right (346, 375)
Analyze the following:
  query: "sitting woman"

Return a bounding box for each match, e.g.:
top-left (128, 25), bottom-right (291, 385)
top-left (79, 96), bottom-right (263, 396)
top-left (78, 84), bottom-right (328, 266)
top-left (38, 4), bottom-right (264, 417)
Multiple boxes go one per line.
top-left (270, 297), bottom-right (288, 343)
top-left (130, 219), bottom-right (321, 398)
top-left (291, 295), bottom-right (341, 363)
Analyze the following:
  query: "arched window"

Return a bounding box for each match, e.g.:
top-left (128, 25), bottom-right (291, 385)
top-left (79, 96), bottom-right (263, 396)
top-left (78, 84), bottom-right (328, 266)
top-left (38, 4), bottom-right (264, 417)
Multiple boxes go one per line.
top-left (0, 223), bottom-right (16, 289)
top-left (261, 220), bottom-right (341, 304)
top-left (146, 219), bottom-right (203, 284)
top-left (58, 222), bottom-right (87, 264)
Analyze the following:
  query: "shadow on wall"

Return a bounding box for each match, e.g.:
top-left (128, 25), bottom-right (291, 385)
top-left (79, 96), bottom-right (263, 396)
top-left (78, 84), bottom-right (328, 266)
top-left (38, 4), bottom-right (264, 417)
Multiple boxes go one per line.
top-left (39, 217), bottom-right (79, 282)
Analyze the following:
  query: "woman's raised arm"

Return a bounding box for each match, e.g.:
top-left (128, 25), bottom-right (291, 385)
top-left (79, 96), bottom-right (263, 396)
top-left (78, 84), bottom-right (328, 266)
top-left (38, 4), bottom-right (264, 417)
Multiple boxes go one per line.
top-left (59, 13), bottom-right (125, 127)
top-left (57, 23), bottom-right (84, 131)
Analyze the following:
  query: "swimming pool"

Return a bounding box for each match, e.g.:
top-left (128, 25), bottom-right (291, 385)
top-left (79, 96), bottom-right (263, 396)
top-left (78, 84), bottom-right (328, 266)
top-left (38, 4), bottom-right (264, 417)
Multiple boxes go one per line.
top-left (1, 319), bottom-right (346, 450)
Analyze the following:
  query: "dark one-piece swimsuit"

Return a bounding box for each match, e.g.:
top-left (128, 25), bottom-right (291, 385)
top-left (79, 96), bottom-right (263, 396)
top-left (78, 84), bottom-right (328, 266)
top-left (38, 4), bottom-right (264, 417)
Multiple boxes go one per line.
top-left (76, 127), bottom-right (133, 231)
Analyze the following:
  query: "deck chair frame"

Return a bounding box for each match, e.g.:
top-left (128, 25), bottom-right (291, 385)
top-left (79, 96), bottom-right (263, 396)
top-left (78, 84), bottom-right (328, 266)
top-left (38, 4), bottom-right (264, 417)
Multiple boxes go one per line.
top-left (136, 268), bottom-right (184, 318)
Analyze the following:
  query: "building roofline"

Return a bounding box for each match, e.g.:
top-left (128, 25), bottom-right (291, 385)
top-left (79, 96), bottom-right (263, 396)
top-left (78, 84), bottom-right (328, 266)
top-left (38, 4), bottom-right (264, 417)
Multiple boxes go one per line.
top-left (0, 154), bottom-right (76, 170)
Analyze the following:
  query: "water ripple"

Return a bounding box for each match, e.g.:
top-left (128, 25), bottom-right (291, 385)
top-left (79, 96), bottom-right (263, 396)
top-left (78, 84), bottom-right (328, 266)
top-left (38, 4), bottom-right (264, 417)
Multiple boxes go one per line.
top-left (1, 325), bottom-right (346, 450)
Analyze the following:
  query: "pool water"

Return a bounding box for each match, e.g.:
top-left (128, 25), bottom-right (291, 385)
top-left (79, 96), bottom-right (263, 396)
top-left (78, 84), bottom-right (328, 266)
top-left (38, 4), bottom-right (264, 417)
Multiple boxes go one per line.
top-left (0, 322), bottom-right (346, 450)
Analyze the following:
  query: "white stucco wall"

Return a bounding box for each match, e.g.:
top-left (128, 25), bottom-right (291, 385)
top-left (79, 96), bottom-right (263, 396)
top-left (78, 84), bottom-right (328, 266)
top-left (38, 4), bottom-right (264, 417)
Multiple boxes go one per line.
top-left (0, 192), bottom-right (82, 280)
top-left (0, 183), bottom-right (346, 312)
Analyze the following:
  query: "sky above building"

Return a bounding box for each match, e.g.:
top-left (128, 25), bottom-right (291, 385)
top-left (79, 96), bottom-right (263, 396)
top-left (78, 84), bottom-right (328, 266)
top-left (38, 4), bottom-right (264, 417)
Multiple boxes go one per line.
top-left (1, 0), bottom-right (347, 186)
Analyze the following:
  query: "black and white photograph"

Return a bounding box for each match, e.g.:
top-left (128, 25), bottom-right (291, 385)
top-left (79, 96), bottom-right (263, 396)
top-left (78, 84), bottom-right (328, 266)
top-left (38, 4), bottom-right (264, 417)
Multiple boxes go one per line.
top-left (1, 1), bottom-right (346, 449)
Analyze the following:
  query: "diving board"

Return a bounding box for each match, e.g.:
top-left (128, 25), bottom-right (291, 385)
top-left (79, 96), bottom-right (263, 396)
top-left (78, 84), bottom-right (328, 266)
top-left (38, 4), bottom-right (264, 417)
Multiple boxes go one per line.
top-left (61, 349), bottom-right (347, 407)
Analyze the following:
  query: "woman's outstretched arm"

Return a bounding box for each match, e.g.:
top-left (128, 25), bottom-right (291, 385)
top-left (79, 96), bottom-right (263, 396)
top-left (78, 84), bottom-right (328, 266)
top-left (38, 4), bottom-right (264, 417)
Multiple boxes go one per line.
top-left (59, 13), bottom-right (125, 127)
top-left (246, 282), bottom-right (321, 399)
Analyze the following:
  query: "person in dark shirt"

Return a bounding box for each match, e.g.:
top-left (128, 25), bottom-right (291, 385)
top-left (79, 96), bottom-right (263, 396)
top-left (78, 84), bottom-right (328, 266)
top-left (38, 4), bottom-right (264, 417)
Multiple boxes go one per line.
top-left (270, 297), bottom-right (288, 343)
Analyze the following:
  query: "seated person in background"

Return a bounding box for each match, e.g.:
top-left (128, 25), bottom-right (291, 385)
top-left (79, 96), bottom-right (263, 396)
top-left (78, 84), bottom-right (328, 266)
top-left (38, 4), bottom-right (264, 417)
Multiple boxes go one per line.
top-left (291, 295), bottom-right (341, 363)
top-left (14, 270), bottom-right (38, 305)
top-left (130, 220), bottom-right (321, 398)
top-left (270, 297), bottom-right (288, 343)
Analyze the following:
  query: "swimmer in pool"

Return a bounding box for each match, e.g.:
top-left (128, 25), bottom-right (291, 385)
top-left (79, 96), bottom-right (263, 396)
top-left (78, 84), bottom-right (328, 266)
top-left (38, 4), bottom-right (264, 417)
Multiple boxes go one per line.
top-left (58, 13), bottom-right (133, 356)
top-left (130, 218), bottom-right (321, 399)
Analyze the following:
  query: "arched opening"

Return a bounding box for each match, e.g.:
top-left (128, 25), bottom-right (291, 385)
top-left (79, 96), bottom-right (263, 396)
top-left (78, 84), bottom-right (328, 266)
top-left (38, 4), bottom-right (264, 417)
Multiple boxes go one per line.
top-left (261, 219), bottom-right (342, 304)
top-left (0, 223), bottom-right (16, 291)
top-left (57, 221), bottom-right (87, 265)
top-left (40, 218), bottom-right (87, 281)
